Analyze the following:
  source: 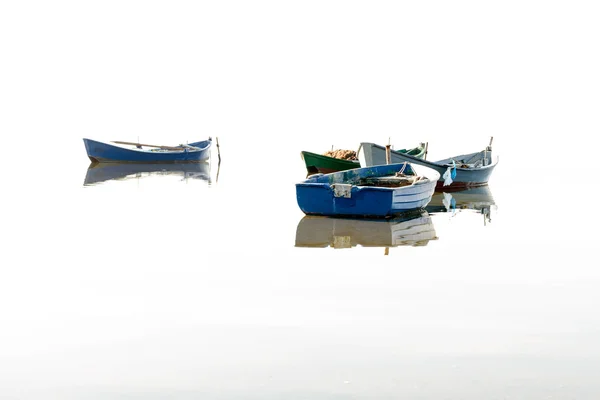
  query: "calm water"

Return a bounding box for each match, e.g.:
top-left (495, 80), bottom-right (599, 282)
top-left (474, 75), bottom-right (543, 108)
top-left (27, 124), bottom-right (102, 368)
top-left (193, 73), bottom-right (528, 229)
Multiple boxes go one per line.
top-left (1, 136), bottom-right (598, 400)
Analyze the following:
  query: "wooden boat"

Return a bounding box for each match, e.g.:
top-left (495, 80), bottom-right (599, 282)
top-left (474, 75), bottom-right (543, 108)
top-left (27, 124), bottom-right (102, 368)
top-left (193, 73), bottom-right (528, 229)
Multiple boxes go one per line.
top-left (300, 150), bottom-right (360, 175)
top-left (357, 141), bottom-right (428, 166)
top-left (295, 209), bottom-right (437, 248)
top-left (296, 162), bottom-right (439, 218)
top-left (83, 162), bottom-right (210, 186)
top-left (301, 143), bottom-right (426, 175)
top-left (83, 137), bottom-right (212, 163)
top-left (359, 138), bottom-right (497, 191)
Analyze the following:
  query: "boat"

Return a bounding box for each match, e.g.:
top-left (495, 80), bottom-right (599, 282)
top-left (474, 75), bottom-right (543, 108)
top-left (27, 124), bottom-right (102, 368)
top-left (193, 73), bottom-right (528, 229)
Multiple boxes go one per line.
top-left (300, 150), bottom-right (360, 175)
top-left (359, 138), bottom-right (497, 191)
top-left (83, 161), bottom-right (211, 186)
top-left (295, 209), bottom-right (437, 249)
top-left (296, 162), bottom-right (439, 218)
top-left (301, 143), bottom-right (426, 175)
top-left (83, 137), bottom-right (212, 163)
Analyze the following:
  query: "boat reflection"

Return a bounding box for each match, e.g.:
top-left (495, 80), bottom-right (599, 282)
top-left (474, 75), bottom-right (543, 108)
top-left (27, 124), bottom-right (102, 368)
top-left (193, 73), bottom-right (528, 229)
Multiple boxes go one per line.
top-left (83, 162), bottom-right (211, 186)
top-left (295, 210), bottom-right (437, 249)
top-left (425, 186), bottom-right (496, 224)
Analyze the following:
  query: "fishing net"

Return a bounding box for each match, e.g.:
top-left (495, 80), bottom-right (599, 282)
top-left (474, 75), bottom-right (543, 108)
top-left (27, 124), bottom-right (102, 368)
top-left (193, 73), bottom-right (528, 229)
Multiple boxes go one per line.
top-left (323, 149), bottom-right (358, 160)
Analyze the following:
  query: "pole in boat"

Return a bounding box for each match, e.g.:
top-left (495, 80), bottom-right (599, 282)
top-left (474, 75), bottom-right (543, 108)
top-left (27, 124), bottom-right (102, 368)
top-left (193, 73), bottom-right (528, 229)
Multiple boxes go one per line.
top-left (385, 136), bottom-right (392, 164)
top-left (385, 144), bottom-right (391, 164)
top-left (424, 142), bottom-right (428, 160)
top-left (215, 161), bottom-right (221, 184)
top-left (212, 137), bottom-right (221, 184)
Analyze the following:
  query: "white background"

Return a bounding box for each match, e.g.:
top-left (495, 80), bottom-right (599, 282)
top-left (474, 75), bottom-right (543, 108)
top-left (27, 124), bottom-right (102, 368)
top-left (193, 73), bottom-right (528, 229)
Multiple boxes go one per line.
top-left (1, 1), bottom-right (600, 399)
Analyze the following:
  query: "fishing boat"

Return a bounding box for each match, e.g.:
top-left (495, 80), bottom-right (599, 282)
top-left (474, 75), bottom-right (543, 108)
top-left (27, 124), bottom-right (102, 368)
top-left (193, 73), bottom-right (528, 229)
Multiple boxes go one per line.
top-left (295, 209), bottom-right (437, 249)
top-left (357, 141), bottom-right (428, 167)
top-left (296, 162), bottom-right (439, 218)
top-left (301, 143), bottom-right (426, 175)
top-left (300, 150), bottom-right (360, 175)
top-left (83, 161), bottom-right (211, 186)
top-left (83, 137), bottom-right (212, 163)
top-left (359, 138), bottom-right (497, 191)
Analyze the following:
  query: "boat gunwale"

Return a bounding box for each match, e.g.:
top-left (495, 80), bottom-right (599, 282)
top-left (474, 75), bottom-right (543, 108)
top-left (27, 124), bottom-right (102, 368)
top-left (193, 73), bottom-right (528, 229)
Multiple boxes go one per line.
top-left (300, 150), bottom-right (360, 164)
top-left (83, 138), bottom-right (212, 154)
top-left (295, 181), bottom-right (435, 192)
top-left (360, 142), bottom-right (499, 172)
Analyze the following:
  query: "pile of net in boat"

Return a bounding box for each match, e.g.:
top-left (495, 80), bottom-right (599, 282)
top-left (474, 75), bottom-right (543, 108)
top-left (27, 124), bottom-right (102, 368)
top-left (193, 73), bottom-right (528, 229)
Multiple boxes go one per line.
top-left (358, 175), bottom-right (429, 188)
top-left (323, 149), bottom-right (358, 160)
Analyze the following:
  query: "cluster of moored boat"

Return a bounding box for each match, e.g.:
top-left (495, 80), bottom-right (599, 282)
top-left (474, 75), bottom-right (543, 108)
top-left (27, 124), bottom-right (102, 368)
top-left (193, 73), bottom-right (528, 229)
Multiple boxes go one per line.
top-left (81, 136), bottom-right (497, 220)
top-left (295, 138), bottom-right (497, 218)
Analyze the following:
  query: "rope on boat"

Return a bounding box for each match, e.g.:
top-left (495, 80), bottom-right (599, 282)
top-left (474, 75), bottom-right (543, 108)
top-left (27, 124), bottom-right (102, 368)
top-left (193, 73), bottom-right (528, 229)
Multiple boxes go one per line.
top-left (398, 162), bottom-right (408, 175)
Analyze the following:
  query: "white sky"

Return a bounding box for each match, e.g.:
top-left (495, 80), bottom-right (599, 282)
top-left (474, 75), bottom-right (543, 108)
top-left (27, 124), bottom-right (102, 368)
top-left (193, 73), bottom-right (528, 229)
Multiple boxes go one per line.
top-left (1, 1), bottom-right (599, 158)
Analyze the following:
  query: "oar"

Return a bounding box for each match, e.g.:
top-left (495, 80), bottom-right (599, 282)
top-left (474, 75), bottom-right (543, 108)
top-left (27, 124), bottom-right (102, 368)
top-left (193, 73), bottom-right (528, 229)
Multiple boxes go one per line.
top-left (112, 141), bottom-right (184, 151)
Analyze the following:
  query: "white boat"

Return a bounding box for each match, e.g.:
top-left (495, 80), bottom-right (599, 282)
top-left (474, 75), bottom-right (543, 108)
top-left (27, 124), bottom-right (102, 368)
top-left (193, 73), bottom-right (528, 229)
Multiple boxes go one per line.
top-left (359, 137), bottom-right (498, 191)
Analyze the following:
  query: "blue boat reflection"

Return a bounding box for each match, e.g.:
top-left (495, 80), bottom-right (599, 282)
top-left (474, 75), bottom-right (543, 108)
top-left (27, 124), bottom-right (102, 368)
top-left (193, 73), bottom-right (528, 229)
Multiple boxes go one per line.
top-left (425, 186), bottom-right (496, 224)
top-left (295, 210), bottom-right (437, 249)
top-left (83, 162), bottom-right (211, 186)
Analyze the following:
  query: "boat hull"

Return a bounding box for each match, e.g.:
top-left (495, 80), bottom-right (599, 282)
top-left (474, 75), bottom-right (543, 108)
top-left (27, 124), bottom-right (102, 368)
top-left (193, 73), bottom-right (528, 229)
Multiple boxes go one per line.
top-left (359, 142), bottom-right (497, 191)
top-left (296, 163), bottom-right (439, 218)
top-left (301, 151), bottom-right (360, 174)
top-left (83, 138), bottom-right (212, 163)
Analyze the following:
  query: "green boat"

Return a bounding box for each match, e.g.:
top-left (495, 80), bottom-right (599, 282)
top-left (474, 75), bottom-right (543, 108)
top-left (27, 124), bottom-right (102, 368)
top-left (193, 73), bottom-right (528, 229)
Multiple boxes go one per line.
top-left (301, 150), bottom-right (360, 175)
top-left (301, 143), bottom-right (427, 176)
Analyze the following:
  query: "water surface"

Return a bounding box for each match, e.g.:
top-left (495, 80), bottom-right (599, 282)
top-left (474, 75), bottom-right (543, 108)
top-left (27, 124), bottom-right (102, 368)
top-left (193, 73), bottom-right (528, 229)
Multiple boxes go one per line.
top-left (2, 138), bottom-right (597, 400)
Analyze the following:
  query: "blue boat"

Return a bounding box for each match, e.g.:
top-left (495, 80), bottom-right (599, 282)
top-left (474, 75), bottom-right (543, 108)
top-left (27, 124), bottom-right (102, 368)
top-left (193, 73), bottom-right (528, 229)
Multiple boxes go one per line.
top-left (296, 163), bottom-right (439, 218)
top-left (83, 138), bottom-right (212, 163)
top-left (359, 137), bottom-right (498, 191)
